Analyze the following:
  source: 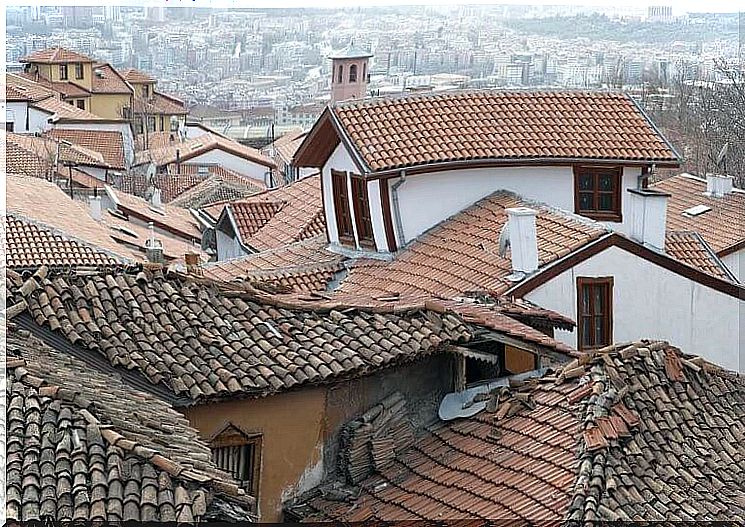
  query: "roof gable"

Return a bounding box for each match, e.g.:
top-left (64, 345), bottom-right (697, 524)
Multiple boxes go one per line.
top-left (21, 47), bottom-right (94, 64)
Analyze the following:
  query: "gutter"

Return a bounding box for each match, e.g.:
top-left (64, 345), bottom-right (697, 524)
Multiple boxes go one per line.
top-left (390, 170), bottom-right (407, 246)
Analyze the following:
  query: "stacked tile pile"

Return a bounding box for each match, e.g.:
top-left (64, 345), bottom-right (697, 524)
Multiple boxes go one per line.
top-left (338, 392), bottom-right (415, 484)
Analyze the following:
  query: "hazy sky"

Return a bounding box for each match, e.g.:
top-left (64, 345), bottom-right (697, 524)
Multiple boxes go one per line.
top-left (5, 0), bottom-right (743, 13)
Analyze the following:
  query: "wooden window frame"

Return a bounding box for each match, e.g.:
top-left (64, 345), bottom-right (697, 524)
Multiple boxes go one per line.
top-left (76, 99), bottom-right (85, 110)
top-left (75, 63), bottom-right (84, 80)
top-left (573, 166), bottom-right (623, 222)
top-left (211, 431), bottom-right (262, 498)
top-left (331, 169), bottom-right (354, 244)
top-left (350, 175), bottom-right (375, 249)
top-left (59, 64), bottom-right (68, 80)
top-left (576, 277), bottom-right (614, 351)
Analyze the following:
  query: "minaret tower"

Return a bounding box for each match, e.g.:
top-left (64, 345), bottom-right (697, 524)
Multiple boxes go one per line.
top-left (328, 41), bottom-right (373, 103)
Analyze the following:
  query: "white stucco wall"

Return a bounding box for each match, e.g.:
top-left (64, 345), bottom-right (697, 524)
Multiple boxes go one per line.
top-left (78, 166), bottom-right (109, 182)
top-left (7, 102), bottom-right (29, 132)
top-left (722, 250), bottom-right (743, 282)
top-left (190, 149), bottom-right (269, 183)
top-left (29, 107), bottom-right (53, 133)
top-left (216, 228), bottom-right (247, 261)
top-left (390, 166), bottom-right (641, 245)
top-left (524, 245), bottom-right (744, 371)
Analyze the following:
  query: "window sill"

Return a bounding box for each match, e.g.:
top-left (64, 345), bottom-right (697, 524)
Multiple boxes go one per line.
top-left (577, 211), bottom-right (623, 223)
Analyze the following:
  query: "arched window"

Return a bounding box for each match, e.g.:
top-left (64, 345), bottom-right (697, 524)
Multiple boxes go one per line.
top-left (337, 65), bottom-right (343, 84)
top-left (363, 62), bottom-right (367, 82)
top-left (349, 64), bottom-right (358, 83)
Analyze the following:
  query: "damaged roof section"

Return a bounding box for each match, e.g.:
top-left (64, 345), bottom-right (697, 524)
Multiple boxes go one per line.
top-left (288, 340), bottom-right (745, 522)
top-left (5, 327), bottom-right (256, 523)
top-left (6, 265), bottom-right (575, 403)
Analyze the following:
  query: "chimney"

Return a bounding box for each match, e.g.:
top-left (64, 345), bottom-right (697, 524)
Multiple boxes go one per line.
top-left (150, 188), bottom-right (162, 209)
top-left (89, 194), bottom-right (102, 221)
top-left (705, 173), bottom-right (734, 197)
top-left (506, 207), bottom-right (539, 275)
top-left (145, 222), bottom-right (164, 263)
top-left (629, 188), bottom-right (670, 251)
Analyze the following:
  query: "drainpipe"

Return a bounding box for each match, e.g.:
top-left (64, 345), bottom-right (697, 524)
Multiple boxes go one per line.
top-left (390, 169), bottom-right (407, 247)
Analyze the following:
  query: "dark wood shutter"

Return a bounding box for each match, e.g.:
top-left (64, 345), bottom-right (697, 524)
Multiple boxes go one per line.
top-left (577, 277), bottom-right (613, 350)
top-left (331, 170), bottom-right (354, 241)
top-left (351, 176), bottom-right (374, 248)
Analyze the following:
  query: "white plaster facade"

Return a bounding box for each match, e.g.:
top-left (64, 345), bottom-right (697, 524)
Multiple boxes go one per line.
top-left (7, 102), bottom-right (30, 132)
top-left (722, 249), bottom-right (743, 282)
top-left (187, 149), bottom-right (271, 184)
top-left (523, 244), bottom-right (744, 371)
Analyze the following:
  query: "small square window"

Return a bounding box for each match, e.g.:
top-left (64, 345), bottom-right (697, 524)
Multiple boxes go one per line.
top-left (574, 166), bottom-right (622, 222)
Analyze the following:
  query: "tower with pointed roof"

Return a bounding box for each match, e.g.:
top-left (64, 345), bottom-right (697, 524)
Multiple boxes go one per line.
top-left (328, 42), bottom-right (372, 103)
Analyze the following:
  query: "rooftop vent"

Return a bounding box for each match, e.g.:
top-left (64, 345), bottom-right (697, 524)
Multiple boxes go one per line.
top-left (94, 69), bottom-right (105, 78)
top-left (706, 173), bottom-right (734, 197)
top-left (683, 204), bottom-right (712, 217)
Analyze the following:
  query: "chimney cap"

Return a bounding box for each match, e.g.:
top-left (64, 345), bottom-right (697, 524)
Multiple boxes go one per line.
top-left (506, 206), bottom-right (537, 217)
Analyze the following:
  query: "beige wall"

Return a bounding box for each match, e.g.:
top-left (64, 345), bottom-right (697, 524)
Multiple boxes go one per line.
top-left (31, 61), bottom-right (92, 89)
top-left (90, 93), bottom-right (131, 119)
top-left (183, 387), bottom-right (328, 522)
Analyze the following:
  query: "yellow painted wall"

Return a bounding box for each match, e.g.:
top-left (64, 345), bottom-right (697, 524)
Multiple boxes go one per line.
top-left (32, 61), bottom-right (92, 89)
top-left (90, 93), bottom-right (132, 119)
top-left (183, 387), bottom-right (328, 522)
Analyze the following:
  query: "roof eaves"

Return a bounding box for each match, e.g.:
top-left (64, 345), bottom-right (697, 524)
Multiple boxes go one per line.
top-left (626, 93), bottom-right (684, 164)
top-left (688, 230), bottom-right (740, 283)
top-left (328, 105), bottom-right (372, 174)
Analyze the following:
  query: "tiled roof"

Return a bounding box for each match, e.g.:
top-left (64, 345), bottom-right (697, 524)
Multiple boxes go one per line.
top-left (136, 132), bottom-right (275, 170)
top-left (6, 131), bottom-right (107, 167)
top-left (290, 340), bottom-right (745, 522)
top-left (107, 186), bottom-right (203, 242)
top-left (120, 67), bottom-right (157, 84)
top-left (21, 46), bottom-right (94, 63)
top-left (665, 231), bottom-right (733, 281)
top-left (317, 90), bottom-right (680, 172)
top-left (6, 215), bottom-right (121, 269)
top-left (263, 128), bottom-right (307, 165)
top-left (5, 326), bottom-right (255, 522)
top-left (91, 62), bottom-right (133, 94)
top-left (47, 128), bottom-right (126, 169)
top-left (653, 174), bottom-right (745, 255)
top-left (6, 73), bottom-right (58, 101)
top-left (6, 175), bottom-right (136, 262)
top-left (5, 268), bottom-right (502, 401)
top-left (337, 191), bottom-right (608, 302)
top-left (203, 236), bottom-right (346, 293)
top-left (169, 175), bottom-right (264, 209)
top-left (133, 92), bottom-right (188, 115)
top-left (136, 131), bottom-right (180, 150)
top-left (31, 96), bottom-right (103, 122)
top-left (223, 175), bottom-right (325, 252)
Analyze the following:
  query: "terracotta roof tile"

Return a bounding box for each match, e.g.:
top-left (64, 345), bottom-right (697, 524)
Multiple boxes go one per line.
top-left (291, 340), bottom-right (745, 522)
top-left (31, 95), bottom-right (103, 121)
top-left (90, 62), bottom-right (133, 94)
top-left (6, 268), bottom-right (490, 401)
top-left (168, 174), bottom-right (264, 209)
top-left (263, 129), bottom-right (307, 165)
top-left (136, 132), bottom-right (274, 170)
top-left (6, 215), bottom-right (121, 269)
top-left (47, 128), bottom-right (126, 169)
top-left (653, 174), bottom-right (745, 254)
top-left (329, 90), bottom-right (680, 172)
top-left (336, 191), bottom-right (608, 302)
top-left (20, 47), bottom-right (94, 63)
top-left (5, 327), bottom-right (255, 522)
top-left (665, 231), bottom-right (733, 281)
top-left (5, 73), bottom-right (58, 102)
top-left (224, 175), bottom-right (325, 252)
top-left (120, 68), bottom-right (157, 84)
top-left (132, 92), bottom-right (187, 115)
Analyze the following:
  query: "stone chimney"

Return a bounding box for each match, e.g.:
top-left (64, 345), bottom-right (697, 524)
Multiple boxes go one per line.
top-left (706, 173), bottom-right (734, 197)
top-left (150, 188), bottom-right (162, 209)
top-left (628, 188), bottom-right (670, 251)
top-left (506, 207), bottom-right (539, 275)
top-left (89, 195), bottom-right (102, 221)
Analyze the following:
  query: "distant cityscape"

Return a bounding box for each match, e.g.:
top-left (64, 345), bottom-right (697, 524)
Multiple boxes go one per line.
top-left (6, 5), bottom-right (743, 141)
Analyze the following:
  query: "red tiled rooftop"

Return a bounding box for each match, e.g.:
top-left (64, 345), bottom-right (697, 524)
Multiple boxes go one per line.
top-left (665, 231), bottom-right (733, 281)
top-left (653, 174), bottom-right (745, 255)
top-left (90, 62), bottom-right (133, 94)
top-left (297, 90), bottom-right (681, 172)
top-left (21, 47), bottom-right (94, 63)
top-left (120, 67), bottom-right (157, 84)
top-left (46, 128), bottom-right (126, 169)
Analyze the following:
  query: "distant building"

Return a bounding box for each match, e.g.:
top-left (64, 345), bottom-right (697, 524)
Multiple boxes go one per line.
top-left (647, 5), bottom-right (673, 23)
top-left (328, 43), bottom-right (372, 103)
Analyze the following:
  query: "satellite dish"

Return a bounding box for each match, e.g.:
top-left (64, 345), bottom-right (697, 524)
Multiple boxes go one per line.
top-left (497, 223), bottom-right (510, 257)
top-left (715, 142), bottom-right (729, 169)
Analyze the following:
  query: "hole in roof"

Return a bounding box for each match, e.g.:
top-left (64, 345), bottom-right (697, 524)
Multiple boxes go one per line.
top-left (683, 204), bottom-right (712, 217)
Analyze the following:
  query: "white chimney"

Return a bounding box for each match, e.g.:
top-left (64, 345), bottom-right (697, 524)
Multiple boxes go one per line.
top-left (705, 173), bottom-right (734, 197)
top-left (506, 207), bottom-right (539, 275)
top-left (150, 188), bottom-right (163, 209)
top-left (145, 222), bottom-right (164, 263)
top-left (89, 195), bottom-right (102, 221)
top-left (629, 188), bottom-right (669, 251)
